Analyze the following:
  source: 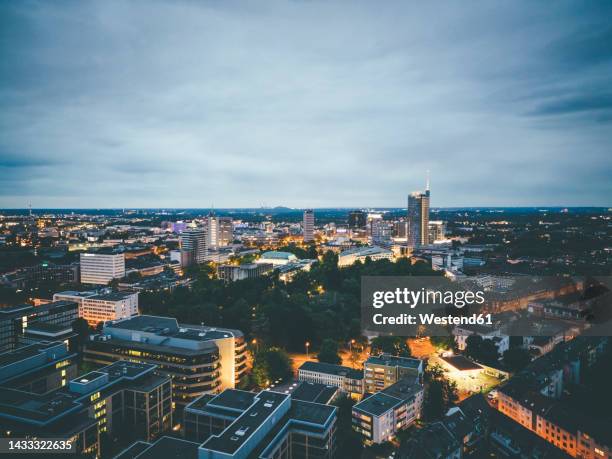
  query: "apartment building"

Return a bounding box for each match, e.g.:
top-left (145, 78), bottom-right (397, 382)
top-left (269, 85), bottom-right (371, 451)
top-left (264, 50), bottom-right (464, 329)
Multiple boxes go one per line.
top-left (364, 354), bottom-right (424, 393)
top-left (352, 378), bottom-right (423, 444)
top-left (497, 337), bottom-right (610, 458)
top-left (298, 361), bottom-right (364, 397)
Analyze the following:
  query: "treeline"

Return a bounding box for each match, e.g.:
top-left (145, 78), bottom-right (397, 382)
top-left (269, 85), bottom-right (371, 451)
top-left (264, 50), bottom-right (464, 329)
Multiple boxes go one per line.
top-left (140, 253), bottom-right (439, 352)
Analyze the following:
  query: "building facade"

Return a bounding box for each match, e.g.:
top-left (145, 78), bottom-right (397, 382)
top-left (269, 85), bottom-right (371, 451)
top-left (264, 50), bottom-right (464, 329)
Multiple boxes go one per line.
top-left (303, 209), bottom-right (315, 242)
top-left (352, 379), bottom-right (423, 444)
top-left (84, 315), bottom-right (248, 410)
top-left (0, 300), bottom-right (79, 352)
top-left (80, 251), bottom-right (126, 285)
top-left (54, 290), bottom-right (139, 326)
top-left (180, 227), bottom-right (208, 266)
top-left (0, 360), bottom-right (172, 457)
top-left (364, 354), bottom-right (424, 393)
top-left (298, 361), bottom-right (364, 397)
top-left (407, 182), bottom-right (430, 248)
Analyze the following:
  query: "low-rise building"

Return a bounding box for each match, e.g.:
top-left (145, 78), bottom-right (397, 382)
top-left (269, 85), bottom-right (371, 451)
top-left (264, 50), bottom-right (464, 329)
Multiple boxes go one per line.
top-left (54, 290), bottom-right (139, 326)
top-left (298, 361), bottom-right (364, 397)
top-left (255, 251), bottom-right (298, 266)
top-left (0, 341), bottom-right (77, 394)
top-left (337, 246), bottom-right (394, 267)
top-left (352, 378), bottom-right (423, 444)
top-left (217, 263), bottom-right (273, 282)
top-left (0, 300), bottom-right (78, 352)
top-left (364, 354), bottom-right (424, 393)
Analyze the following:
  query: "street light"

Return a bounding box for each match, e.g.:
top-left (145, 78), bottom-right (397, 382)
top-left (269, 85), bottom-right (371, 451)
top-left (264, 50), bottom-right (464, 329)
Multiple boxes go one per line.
top-left (305, 341), bottom-right (310, 358)
top-left (350, 339), bottom-right (356, 353)
top-left (252, 338), bottom-right (259, 353)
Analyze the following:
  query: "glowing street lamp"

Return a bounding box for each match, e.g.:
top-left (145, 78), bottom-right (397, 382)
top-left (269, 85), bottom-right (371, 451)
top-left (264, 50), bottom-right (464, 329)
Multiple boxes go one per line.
top-left (305, 341), bottom-right (310, 358)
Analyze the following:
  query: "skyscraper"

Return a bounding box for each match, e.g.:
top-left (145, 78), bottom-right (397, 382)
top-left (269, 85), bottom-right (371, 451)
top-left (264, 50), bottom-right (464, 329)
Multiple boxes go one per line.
top-left (179, 226), bottom-right (207, 266)
top-left (303, 209), bottom-right (315, 242)
top-left (206, 212), bottom-right (219, 249)
top-left (407, 177), bottom-right (430, 247)
top-left (218, 217), bottom-right (233, 246)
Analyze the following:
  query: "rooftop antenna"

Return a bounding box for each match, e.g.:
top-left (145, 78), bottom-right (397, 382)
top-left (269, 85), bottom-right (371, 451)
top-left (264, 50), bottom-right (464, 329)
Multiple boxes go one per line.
top-left (426, 170), bottom-right (430, 192)
top-left (28, 202), bottom-right (32, 217)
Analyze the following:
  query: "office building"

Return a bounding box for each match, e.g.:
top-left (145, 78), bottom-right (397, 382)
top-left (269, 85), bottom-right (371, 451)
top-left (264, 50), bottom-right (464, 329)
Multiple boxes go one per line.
top-left (298, 361), bottom-right (364, 397)
top-left (80, 251), bottom-right (126, 285)
top-left (206, 213), bottom-right (219, 250)
top-left (217, 263), bottom-right (273, 282)
top-left (303, 209), bottom-right (315, 242)
top-left (337, 246), bottom-right (394, 267)
top-left (364, 354), bottom-right (424, 393)
top-left (0, 360), bottom-right (172, 457)
top-left (1, 262), bottom-right (79, 289)
top-left (180, 227), bottom-right (208, 266)
top-left (352, 378), bottom-right (423, 444)
top-left (218, 217), bottom-right (233, 247)
top-left (54, 290), bottom-right (139, 326)
top-left (370, 219), bottom-right (393, 245)
top-left (0, 300), bottom-right (78, 352)
top-left (184, 389), bottom-right (336, 459)
top-left (348, 210), bottom-right (367, 229)
top-left (84, 315), bottom-right (248, 409)
top-left (428, 220), bottom-right (446, 243)
top-left (0, 341), bottom-right (77, 394)
top-left (407, 179), bottom-right (430, 247)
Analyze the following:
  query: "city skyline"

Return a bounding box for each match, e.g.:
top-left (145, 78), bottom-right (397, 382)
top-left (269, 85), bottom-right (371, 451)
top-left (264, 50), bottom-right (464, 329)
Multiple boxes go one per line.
top-left (1, 1), bottom-right (611, 208)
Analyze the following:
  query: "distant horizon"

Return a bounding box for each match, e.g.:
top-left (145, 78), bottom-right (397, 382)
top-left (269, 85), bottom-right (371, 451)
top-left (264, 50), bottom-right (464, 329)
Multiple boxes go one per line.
top-left (1, 205), bottom-right (609, 212)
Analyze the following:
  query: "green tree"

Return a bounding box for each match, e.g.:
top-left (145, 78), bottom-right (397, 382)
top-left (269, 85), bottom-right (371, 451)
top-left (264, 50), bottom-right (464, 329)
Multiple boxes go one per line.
top-left (430, 335), bottom-right (455, 350)
top-left (317, 339), bottom-right (342, 365)
top-left (252, 347), bottom-right (293, 387)
top-left (465, 335), bottom-right (499, 366)
top-left (370, 336), bottom-right (411, 357)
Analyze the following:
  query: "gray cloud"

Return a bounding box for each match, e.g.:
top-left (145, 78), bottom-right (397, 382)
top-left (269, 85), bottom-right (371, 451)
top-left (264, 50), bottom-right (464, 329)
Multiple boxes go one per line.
top-left (0, 0), bottom-right (611, 208)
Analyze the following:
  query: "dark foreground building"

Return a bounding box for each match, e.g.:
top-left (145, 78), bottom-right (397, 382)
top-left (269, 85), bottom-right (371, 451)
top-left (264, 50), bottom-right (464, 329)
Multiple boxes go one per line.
top-left (0, 359), bottom-right (172, 457)
top-left (181, 388), bottom-right (337, 459)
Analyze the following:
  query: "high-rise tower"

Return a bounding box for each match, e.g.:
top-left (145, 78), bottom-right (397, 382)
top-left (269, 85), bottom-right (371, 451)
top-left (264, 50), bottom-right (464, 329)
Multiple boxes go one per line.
top-left (407, 175), bottom-right (430, 247)
top-left (303, 209), bottom-right (315, 243)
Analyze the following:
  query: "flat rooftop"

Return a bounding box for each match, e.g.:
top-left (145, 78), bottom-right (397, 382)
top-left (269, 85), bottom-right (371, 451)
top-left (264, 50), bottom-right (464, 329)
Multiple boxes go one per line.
top-left (299, 361), bottom-right (363, 379)
top-left (105, 315), bottom-right (242, 341)
top-left (441, 355), bottom-right (483, 371)
top-left (366, 354), bottom-right (423, 369)
top-left (291, 382), bottom-right (338, 404)
top-left (354, 392), bottom-right (404, 416)
top-left (201, 391), bottom-right (290, 455)
top-left (134, 437), bottom-right (199, 459)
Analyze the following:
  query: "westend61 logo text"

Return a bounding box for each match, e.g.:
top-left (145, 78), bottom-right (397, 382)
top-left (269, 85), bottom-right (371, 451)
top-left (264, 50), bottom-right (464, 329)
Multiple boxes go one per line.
top-left (372, 287), bottom-right (486, 309)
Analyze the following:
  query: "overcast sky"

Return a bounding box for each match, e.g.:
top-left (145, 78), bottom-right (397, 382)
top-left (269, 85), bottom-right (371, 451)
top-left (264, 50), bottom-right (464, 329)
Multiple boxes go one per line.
top-left (1, 1), bottom-right (611, 208)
